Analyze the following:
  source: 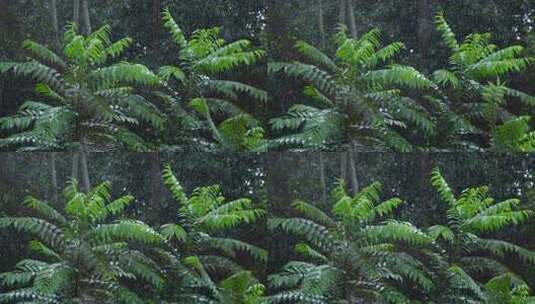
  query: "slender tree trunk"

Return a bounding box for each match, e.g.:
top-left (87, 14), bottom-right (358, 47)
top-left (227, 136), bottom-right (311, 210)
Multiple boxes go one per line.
top-left (0, 0), bottom-right (5, 109)
top-left (0, 1), bottom-right (7, 27)
top-left (0, 79), bottom-right (3, 112)
top-left (71, 152), bottom-right (79, 182)
top-left (347, 0), bottom-right (358, 38)
top-left (149, 152), bottom-right (161, 208)
top-left (417, 0), bottom-right (434, 70)
top-left (81, 0), bottom-right (91, 34)
top-left (348, 143), bottom-right (359, 195)
top-left (339, 0), bottom-right (347, 27)
top-left (419, 153), bottom-right (431, 218)
top-left (47, 0), bottom-right (60, 47)
top-left (319, 153), bottom-right (327, 204)
top-left (73, 0), bottom-right (80, 29)
top-left (50, 153), bottom-right (59, 205)
top-left (79, 140), bottom-right (91, 192)
top-left (152, 0), bottom-right (161, 56)
top-left (340, 151), bottom-right (348, 181)
top-left (318, 0), bottom-right (326, 48)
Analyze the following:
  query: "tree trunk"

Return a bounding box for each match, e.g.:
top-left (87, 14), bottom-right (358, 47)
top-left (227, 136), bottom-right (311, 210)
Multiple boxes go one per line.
top-left (417, 0), bottom-right (434, 70)
top-left (340, 151), bottom-right (348, 181)
top-left (79, 141), bottom-right (91, 192)
top-left (47, 0), bottom-right (60, 47)
top-left (319, 153), bottom-right (327, 204)
top-left (419, 153), bottom-right (431, 220)
top-left (73, 0), bottom-right (80, 29)
top-left (346, 0), bottom-right (358, 38)
top-left (149, 152), bottom-right (162, 208)
top-left (152, 0), bottom-right (161, 56)
top-left (81, 0), bottom-right (91, 35)
top-left (318, 0), bottom-right (326, 48)
top-left (339, 0), bottom-right (347, 27)
top-left (0, 79), bottom-right (3, 113)
top-left (71, 152), bottom-right (79, 182)
top-left (348, 143), bottom-right (359, 195)
top-left (50, 153), bottom-right (59, 205)
top-left (0, 1), bottom-right (7, 28)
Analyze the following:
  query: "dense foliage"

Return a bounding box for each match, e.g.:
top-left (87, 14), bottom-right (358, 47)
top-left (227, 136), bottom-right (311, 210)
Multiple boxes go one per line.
top-left (0, 180), bottom-right (163, 303)
top-left (1, 2), bottom-right (535, 303)
top-left (1, 165), bottom-right (534, 303)
top-left (1, 4), bottom-right (534, 152)
top-left (0, 24), bottom-right (163, 151)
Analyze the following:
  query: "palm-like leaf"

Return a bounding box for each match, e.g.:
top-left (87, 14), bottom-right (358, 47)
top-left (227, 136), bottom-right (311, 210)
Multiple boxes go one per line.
top-left (268, 179), bottom-right (433, 303)
top-left (159, 10), bottom-right (267, 151)
top-left (0, 181), bottom-right (162, 303)
top-left (0, 23), bottom-right (163, 152)
top-left (427, 167), bottom-right (535, 302)
top-left (158, 165), bottom-right (266, 302)
top-left (429, 13), bottom-right (535, 150)
top-left (269, 27), bottom-right (436, 151)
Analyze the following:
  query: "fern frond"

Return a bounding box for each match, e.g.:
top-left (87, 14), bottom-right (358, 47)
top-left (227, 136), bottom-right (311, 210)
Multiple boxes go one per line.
top-left (196, 49), bottom-right (265, 73)
top-left (91, 62), bottom-right (161, 87)
top-left (102, 37), bottom-right (133, 61)
top-left (363, 221), bottom-right (431, 246)
top-left (432, 69), bottom-right (460, 88)
top-left (0, 289), bottom-right (60, 303)
top-left (478, 239), bottom-right (535, 265)
top-left (90, 220), bottom-right (163, 245)
top-left (162, 8), bottom-right (187, 49)
top-left (162, 165), bottom-right (188, 205)
top-left (269, 62), bottom-right (336, 96)
top-left (291, 200), bottom-right (335, 227)
top-left (363, 65), bottom-right (435, 90)
top-left (294, 243), bottom-right (328, 263)
top-left (467, 58), bottom-right (531, 79)
top-left (430, 167), bottom-right (457, 207)
top-left (160, 223), bottom-right (187, 242)
top-left (206, 237), bottom-right (268, 262)
top-left (0, 217), bottom-right (64, 249)
top-left (447, 265), bottom-right (485, 300)
top-left (491, 116), bottom-right (535, 152)
top-left (197, 207), bottom-right (265, 231)
top-left (366, 42), bottom-right (405, 67)
top-left (268, 217), bottom-right (333, 251)
top-left (435, 12), bottom-right (460, 52)
top-left (462, 211), bottom-right (533, 233)
top-left (428, 225), bottom-right (455, 243)
top-left (206, 80), bottom-right (268, 102)
top-left (268, 291), bottom-right (328, 304)
top-left (22, 40), bottom-right (66, 69)
top-left (196, 198), bottom-right (264, 231)
top-left (24, 197), bottom-right (67, 226)
top-left (158, 65), bottom-right (186, 83)
top-left (28, 240), bottom-right (61, 261)
top-left (295, 41), bottom-right (337, 71)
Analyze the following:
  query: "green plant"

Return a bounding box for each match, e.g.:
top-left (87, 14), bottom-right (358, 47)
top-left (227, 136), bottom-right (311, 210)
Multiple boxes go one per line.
top-left (0, 23), bottom-right (164, 151)
top-left (0, 180), bottom-right (164, 303)
top-left (490, 116), bottom-right (535, 152)
top-left (484, 273), bottom-right (535, 304)
top-left (267, 180), bottom-right (434, 303)
top-left (428, 12), bottom-right (535, 150)
top-left (157, 165), bottom-right (267, 302)
top-left (269, 26), bottom-right (436, 151)
top-left (158, 9), bottom-right (268, 151)
top-left (426, 168), bottom-right (535, 302)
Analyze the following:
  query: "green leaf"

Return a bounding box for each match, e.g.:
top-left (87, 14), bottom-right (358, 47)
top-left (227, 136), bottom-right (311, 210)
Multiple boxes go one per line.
top-left (160, 223), bottom-right (187, 242)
